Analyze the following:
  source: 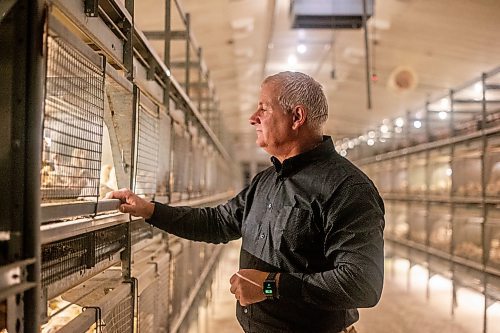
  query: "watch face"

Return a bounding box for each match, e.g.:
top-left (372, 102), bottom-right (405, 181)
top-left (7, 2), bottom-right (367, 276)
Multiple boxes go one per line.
top-left (263, 281), bottom-right (276, 296)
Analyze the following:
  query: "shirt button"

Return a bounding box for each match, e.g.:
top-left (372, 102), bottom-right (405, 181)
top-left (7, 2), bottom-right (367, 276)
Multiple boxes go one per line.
top-left (243, 308), bottom-right (248, 314)
top-left (267, 203), bottom-right (272, 209)
top-left (260, 233), bottom-right (265, 239)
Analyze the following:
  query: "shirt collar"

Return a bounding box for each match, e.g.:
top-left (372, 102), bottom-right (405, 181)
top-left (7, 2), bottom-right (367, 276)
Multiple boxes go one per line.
top-left (270, 136), bottom-right (336, 177)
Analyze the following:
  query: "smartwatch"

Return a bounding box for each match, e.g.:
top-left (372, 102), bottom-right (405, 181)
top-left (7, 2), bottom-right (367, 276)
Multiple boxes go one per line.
top-left (263, 272), bottom-right (278, 300)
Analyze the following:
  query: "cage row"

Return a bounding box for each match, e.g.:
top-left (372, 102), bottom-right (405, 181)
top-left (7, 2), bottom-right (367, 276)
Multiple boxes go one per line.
top-left (385, 201), bottom-right (500, 272)
top-left (40, 234), bottom-right (218, 333)
top-left (39, 33), bottom-right (233, 209)
top-left (344, 68), bottom-right (500, 160)
top-left (363, 135), bottom-right (500, 198)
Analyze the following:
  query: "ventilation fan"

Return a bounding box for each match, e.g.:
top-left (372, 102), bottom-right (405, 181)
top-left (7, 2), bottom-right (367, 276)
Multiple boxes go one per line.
top-left (387, 66), bottom-right (418, 92)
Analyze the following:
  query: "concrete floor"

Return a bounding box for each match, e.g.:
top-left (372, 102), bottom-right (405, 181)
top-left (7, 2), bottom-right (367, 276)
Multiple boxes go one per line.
top-left (205, 241), bottom-right (495, 333)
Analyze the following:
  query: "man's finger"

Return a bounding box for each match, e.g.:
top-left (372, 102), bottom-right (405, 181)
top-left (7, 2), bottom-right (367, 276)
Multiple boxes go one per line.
top-left (119, 204), bottom-right (134, 214)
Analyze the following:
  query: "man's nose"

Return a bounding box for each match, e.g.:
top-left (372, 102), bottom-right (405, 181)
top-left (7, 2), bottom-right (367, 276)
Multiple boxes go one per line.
top-left (249, 111), bottom-right (260, 125)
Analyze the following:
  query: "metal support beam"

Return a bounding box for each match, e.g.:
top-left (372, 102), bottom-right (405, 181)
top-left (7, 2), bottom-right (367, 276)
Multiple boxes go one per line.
top-left (144, 30), bottom-right (187, 40)
top-left (184, 13), bottom-right (191, 96)
top-left (170, 61), bottom-right (200, 68)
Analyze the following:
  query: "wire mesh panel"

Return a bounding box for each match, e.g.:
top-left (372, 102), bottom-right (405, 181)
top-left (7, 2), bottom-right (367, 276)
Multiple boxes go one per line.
top-left (191, 136), bottom-right (207, 197)
top-left (42, 225), bottom-right (126, 287)
top-left (139, 280), bottom-right (159, 332)
top-left (169, 246), bottom-right (187, 324)
top-left (205, 147), bottom-right (217, 195)
top-left (157, 257), bottom-right (170, 332)
top-left (42, 234), bottom-right (89, 286)
top-left (134, 96), bottom-right (159, 197)
top-left (157, 112), bottom-right (172, 196)
top-left (94, 224), bottom-right (127, 263)
top-left (102, 295), bottom-right (133, 333)
top-left (41, 36), bottom-right (105, 201)
top-left (172, 123), bottom-right (191, 202)
top-left (131, 220), bottom-right (153, 245)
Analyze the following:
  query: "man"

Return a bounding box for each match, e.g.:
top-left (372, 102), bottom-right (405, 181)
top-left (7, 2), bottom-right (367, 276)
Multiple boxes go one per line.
top-left (107, 71), bottom-right (384, 333)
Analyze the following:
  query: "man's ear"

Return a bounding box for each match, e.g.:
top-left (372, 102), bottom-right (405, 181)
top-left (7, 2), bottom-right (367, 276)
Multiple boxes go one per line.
top-left (291, 105), bottom-right (307, 130)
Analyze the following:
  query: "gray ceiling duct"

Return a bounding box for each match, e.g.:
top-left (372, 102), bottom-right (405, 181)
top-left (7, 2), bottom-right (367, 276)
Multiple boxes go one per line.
top-left (290, 0), bottom-right (374, 29)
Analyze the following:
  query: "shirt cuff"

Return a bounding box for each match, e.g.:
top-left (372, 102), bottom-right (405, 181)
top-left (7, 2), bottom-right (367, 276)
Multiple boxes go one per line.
top-left (145, 201), bottom-right (172, 230)
top-left (278, 273), bottom-right (303, 299)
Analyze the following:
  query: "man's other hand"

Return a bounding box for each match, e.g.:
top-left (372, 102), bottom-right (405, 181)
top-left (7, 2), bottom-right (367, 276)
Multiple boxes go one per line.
top-left (229, 269), bottom-right (270, 306)
top-left (105, 188), bottom-right (155, 219)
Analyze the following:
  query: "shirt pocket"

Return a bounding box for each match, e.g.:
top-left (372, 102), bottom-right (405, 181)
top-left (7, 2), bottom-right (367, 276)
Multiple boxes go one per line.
top-left (273, 206), bottom-right (317, 252)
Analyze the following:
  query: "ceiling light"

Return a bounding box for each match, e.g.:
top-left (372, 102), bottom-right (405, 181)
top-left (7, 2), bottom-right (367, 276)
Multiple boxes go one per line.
top-left (340, 149), bottom-right (347, 157)
top-left (413, 120), bottom-right (422, 129)
top-left (288, 54), bottom-right (297, 66)
top-left (440, 98), bottom-right (450, 110)
top-left (348, 141), bottom-right (355, 149)
top-left (395, 117), bottom-right (404, 127)
top-left (474, 82), bottom-right (483, 94)
top-left (297, 44), bottom-right (307, 54)
top-left (446, 168), bottom-right (452, 176)
top-left (368, 131), bottom-right (376, 138)
top-left (438, 111), bottom-right (447, 120)
top-left (367, 139), bottom-right (375, 146)
top-left (380, 125), bottom-right (389, 133)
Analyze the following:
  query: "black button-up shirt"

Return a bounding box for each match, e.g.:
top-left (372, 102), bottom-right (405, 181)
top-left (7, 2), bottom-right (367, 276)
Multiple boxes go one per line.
top-left (148, 136), bottom-right (385, 333)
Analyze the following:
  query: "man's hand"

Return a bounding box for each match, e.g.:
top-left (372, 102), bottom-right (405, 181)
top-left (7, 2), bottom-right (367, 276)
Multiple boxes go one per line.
top-left (229, 269), bottom-right (271, 306)
top-left (105, 188), bottom-right (155, 219)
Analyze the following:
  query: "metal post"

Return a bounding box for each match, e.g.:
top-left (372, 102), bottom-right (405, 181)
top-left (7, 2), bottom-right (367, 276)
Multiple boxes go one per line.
top-left (362, 0), bottom-right (371, 110)
top-left (449, 90), bottom-right (455, 137)
top-left (480, 72), bottom-right (488, 333)
top-left (197, 47), bottom-right (202, 112)
top-left (185, 13), bottom-right (191, 96)
top-left (14, 0), bottom-right (44, 331)
top-left (124, 0), bottom-right (134, 80)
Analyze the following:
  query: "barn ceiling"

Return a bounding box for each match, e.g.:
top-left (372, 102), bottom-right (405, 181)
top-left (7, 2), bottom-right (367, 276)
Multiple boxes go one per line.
top-left (134, 0), bottom-right (500, 161)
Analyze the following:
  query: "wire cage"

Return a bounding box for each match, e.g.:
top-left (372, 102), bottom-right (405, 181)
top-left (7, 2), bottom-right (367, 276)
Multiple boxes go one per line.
top-left (42, 233), bottom-right (89, 287)
top-left (486, 206), bottom-right (500, 271)
top-left (453, 205), bottom-right (484, 264)
top-left (41, 224), bottom-right (126, 287)
top-left (485, 136), bottom-right (500, 198)
top-left (190, 134), bottom-right (207, 198)
top-left (156, 111), bottom-right (172, 197)
top-left (41, 36), bottom-right (105, 201)
top-left (428, 147), bottom-right (452, 196)
top-left (138, 279), bottom-right (159, 333)
top-left (172, 121), bottom-right (191, 202)
top-left (452, 140), bottom-right (483, 197)
top-left (428, 203), bottom-right (452, 254)
top-left (134, 93), bottom-right (159, 197)
top-left (408, 202), bottom-right (427, 245)
top-left (154, 255), bottom-right (170, 332)
top-left (101, 294), bottom-right (133, 333)
top-left (169, 242), bottom-right (188, 325)
top-left (131, 220), bottom-right (154, 245)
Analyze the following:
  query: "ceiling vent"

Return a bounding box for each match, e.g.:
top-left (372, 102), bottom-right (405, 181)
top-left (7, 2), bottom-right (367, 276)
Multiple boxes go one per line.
top-left (290, 0), bottom-right (374, 29)
top-left (387, 66), bottom-right (419, 92)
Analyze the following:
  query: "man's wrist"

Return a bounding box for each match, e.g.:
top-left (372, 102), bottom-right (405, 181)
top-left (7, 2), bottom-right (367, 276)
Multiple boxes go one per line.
top-left (145, 201), bottom-right (155, 220)
top-left (263, 272), bottom-right (279, 299)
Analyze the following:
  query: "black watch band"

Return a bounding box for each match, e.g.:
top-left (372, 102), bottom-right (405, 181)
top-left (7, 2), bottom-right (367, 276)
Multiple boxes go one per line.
top-left (263, 272), bottom-right (278, 300)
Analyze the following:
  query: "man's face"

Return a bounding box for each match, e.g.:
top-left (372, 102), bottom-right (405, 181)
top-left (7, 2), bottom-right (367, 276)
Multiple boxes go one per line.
top-left (249, 82), bottom-right (294, 156)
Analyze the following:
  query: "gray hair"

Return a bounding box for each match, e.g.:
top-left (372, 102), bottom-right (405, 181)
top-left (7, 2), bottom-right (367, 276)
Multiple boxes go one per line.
top-left (263, 71), bottom-right (328, 131)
